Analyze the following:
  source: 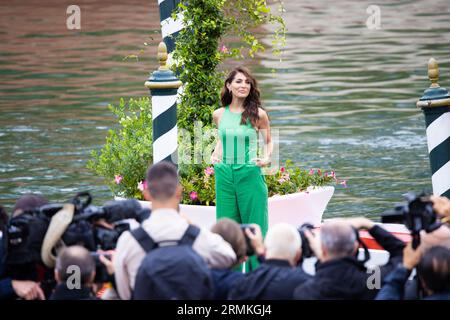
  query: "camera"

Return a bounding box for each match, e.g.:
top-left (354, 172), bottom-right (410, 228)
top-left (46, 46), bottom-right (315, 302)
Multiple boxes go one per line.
top-left (240, 224), bottom-right (256, 256)
top-left (381, 192), bottom-right (442, 248)
top-left (5, 192), bottom-right (150, 277)
top-left (298, 223), bottom-right (315, 259)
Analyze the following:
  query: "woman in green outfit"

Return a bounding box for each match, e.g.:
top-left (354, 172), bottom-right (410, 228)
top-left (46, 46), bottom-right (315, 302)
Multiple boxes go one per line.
top-left (211, 66), bottom-right (273, 271)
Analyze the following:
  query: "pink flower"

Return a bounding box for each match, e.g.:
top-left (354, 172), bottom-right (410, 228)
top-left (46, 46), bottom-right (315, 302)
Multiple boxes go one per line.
top-left (317, 169), bottom-right (322, 176)
top-left (137, 180), bottom-right (147, 192)
top-left (204, 167), bottom-right (214, 176)
top-left (330, 171), bottom-right (336, 179)
top-left (190, 191), bottom-right (198, 201)
top-left (339, 180), bottom-right (348, 188)
top-left (324, 172), bottom-right (328, 178)
top-left (114, 175), bottom-right (123, 184)
top-left (220, 44), bottom-right (229, 54)
top-left (309, 169), bottom-right (314, 175)
top-left (278, 178), bottom-right (286, 184)
top-left (282, 173), bottom-right (290, 181)
top-left (280, 167), bottom-right (285, 173)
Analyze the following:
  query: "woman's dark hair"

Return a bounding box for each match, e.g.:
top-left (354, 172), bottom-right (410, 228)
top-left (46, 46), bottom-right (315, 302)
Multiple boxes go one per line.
top-left (417, 245), bottom-right (450, 294)
top-left (220, 66), bottom-right (265, 128)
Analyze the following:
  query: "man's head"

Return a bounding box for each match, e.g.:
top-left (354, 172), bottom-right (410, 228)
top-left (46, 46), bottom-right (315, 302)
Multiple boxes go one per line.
top-left (417, 245), bottom-right (450, 296)
top-left (12, 194), bottom-right (48, 217)
top-left (143, 161), bottom-right (181, 209)
top-left (320, 220), bottom-right (358, 262)
top-left (211, 218), bottom-right (246, 266)
top-left (55, 246), bottom-right (96, 286)
top-left (264, 223), bottom-right (301, 266)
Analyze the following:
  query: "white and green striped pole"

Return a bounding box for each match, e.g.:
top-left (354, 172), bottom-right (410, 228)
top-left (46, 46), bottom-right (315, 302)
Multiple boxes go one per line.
top-left (158, 0), bottom-right (183, 54)
top-left (145, 42), bottom-right (182, 165)
top-left (417, 58), bottom-right (450, 199)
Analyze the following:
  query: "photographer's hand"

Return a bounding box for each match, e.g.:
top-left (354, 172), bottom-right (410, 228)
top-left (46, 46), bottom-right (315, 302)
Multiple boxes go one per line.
top-left (245, 224), bottom-right (265, 257)
top-left (430, 195), bottom-right (450, 220)
top-left (98, 250), bottom-right (115, 276)
top-left (402, 242), bottom-right (422, 271)
top-left (12, 280), bottom-right (45, 300)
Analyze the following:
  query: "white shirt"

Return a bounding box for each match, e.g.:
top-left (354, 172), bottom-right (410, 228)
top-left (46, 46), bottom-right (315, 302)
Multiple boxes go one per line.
top-left (113, 208), bottom-right (236, 300)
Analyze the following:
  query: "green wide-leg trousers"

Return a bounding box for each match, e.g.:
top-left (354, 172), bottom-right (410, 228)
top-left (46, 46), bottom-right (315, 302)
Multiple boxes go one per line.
top-left (214, 163), bottom-right (268, 271)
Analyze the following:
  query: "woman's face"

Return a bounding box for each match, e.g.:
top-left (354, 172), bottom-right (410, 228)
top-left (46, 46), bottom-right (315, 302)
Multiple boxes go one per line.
top-left (227, 72), bottom-right (251, 100)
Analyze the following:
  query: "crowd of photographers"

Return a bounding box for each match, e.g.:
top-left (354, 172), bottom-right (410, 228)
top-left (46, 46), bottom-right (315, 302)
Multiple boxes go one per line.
top-left (1, 161), bottom-right (449, 300)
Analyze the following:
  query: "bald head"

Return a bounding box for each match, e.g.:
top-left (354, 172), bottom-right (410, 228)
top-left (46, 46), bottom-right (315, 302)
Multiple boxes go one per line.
top-left (55, 246), bottom-right (95, 285)
top-left (264, 223), bottom-right (301, 266)
top-left (320, 220), bottom-right (357, 260)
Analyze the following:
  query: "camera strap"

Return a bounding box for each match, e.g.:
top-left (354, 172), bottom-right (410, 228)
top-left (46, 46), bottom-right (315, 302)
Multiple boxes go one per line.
top-left (353, 227), bottom-right (370, 264)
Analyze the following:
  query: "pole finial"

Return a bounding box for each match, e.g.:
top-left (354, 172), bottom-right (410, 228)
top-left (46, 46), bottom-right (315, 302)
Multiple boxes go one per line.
top-left (158, 42), bottom-right (168, 70)
top-left (428, 58), bottom-right (439, 88)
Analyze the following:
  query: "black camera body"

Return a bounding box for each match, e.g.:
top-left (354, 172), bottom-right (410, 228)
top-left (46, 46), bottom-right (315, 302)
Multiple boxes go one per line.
top-left (381, 192), bottom-right (442, 248)
top-left (298, 223), bottom-right (315, 259)
top-left (240, 224), bottom-right (256, 256)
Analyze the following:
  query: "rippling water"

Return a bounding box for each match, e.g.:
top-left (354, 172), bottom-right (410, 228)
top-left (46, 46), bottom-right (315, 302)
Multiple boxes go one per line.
top-left (1, 0), bottom-right (450, 219)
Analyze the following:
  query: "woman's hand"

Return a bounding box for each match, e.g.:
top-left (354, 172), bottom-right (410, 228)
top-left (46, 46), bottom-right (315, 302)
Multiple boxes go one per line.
top-left (210, 153), bottom-right (222, 164)
top-left (252, 157), bottom-right (271, 167)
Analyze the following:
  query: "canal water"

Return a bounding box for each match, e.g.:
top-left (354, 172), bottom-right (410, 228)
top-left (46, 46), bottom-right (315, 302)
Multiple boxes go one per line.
top-left (1, 0), bottom-right (450, 220)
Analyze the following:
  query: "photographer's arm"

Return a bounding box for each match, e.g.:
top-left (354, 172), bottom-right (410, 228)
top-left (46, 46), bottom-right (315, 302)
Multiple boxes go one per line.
top-left (347, 217), bottom-right (405, 257)
top-left (375, 242), bottom-right (421, 300)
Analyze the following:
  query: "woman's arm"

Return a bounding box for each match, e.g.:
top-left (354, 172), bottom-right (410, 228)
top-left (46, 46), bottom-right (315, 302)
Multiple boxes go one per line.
top-left (254, 108), bottom-right (273, 167)
top-left (211, 109), bottom-right (224, 164)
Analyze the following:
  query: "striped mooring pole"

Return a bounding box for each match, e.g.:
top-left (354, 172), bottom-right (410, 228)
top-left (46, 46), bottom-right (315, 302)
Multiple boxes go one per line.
top-left (417, 58), bottom-right (450, 199)
top-left (145, 42), bottom-right (182, 165)
top-left (158, 0), bottom-right (183, 54)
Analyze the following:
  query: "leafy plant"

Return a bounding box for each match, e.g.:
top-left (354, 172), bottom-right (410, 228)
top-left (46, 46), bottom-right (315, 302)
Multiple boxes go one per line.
top-left (172, 0), bottom-right (286, 133)
top-left (87, 97), bottom-right (153, 199)
top-left (178, 160), bottom-right (344, 206)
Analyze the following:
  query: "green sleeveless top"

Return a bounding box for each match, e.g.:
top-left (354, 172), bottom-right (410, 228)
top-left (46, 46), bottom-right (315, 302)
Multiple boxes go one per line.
top-left (218, 106), bottom-right (258, 165)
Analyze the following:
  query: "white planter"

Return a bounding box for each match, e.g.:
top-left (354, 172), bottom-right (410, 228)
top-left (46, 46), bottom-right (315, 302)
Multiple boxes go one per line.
top-left (133, 186), bottom-right (334, 230)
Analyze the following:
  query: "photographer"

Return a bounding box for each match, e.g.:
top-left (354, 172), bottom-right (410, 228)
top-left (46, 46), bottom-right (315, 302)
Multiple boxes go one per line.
top-left (113, 161), bottom-right (236, 300)
top-left (376, 244), bottom-right (450, 300)
top-left (293, 217), bottom-right (405, 300)
top-left (1, 200), bottom-right (45, 300)
top-left (228, 223), bottom-right (312, 300)
top-left (210, 219), bottom-right (264, 300)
